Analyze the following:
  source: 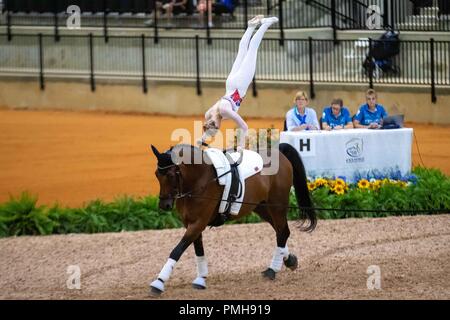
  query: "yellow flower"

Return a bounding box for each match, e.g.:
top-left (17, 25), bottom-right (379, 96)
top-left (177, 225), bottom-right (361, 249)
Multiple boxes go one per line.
top-left (398, 181), bottom-right (408, 188)
top-left (333, 185), bottom-right (345, 195)
top-left (327, 180), bottom-right (335, 189)
top-left (315, 178), bottom-right (327, 187)
top-left (358, 179), bottom-right (370, 189)
top-left (373, 180), bottom-right (382, 187)
top-left (308, 182), bottom-right (316, 191)
top-left (335, 178), bottom-right (346, 187)
top-left (369, 183), bottom-right (379, 191)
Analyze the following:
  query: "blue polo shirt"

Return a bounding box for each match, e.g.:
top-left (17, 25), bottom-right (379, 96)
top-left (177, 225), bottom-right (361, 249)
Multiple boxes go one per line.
top-left (321, 107), bottom-right (352, 129)
top-left (354, 104), bottom-right (388, 126)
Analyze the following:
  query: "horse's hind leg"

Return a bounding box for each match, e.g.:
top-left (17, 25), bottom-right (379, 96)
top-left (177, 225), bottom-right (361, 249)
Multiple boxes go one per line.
top-left (274, 217), bottom-right (298, 271)
top-left (192, 233), bottom-right (208, 290)
top-left (260, 208), bottom-right (297, 280)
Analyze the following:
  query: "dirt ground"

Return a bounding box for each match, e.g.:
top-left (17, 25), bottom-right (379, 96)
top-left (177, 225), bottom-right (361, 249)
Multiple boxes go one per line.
top-left (0, 109), bottom-right (449, 300)
top-left (0, 215), bottom-right (449, 300)
top-left (0, 109), bottom-right (449, 207)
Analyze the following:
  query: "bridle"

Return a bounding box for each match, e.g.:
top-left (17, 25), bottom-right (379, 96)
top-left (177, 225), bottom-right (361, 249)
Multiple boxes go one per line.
top-left (157, 163), bottom-right (184, 201)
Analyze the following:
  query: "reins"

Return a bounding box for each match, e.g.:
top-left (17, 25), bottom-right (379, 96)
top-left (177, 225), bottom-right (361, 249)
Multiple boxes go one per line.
top-left (172, 167), bottom-right (234, 200)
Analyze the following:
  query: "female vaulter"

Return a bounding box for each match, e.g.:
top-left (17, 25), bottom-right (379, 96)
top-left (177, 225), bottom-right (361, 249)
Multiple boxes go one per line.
top-left (200, 15), bottom-right (279, 150)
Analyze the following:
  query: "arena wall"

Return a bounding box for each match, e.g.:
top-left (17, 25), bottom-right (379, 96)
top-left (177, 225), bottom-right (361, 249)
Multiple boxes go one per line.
top-left (0, 78), bottom-right (449, 124)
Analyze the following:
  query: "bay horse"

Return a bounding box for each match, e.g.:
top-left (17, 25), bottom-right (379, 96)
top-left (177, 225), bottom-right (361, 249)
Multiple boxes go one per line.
top-left (149, 143), bottom-right (316, 295)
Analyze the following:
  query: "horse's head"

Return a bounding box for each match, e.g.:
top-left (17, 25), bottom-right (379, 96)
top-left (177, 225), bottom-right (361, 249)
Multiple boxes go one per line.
top-left (151, 145), bottom-right (180, 211)
top-left (151, 144), bottom-right (207, 211)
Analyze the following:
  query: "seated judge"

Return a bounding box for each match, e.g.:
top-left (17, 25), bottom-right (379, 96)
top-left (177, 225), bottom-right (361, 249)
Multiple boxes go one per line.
top-left (285, 91), bottom-right (320, 131)
top-left (321, 98), bottom-right (354, 130)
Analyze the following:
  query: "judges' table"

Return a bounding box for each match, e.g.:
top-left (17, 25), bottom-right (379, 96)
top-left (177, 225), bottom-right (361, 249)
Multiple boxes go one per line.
top-left (280, 128), bottom-right (413, 182)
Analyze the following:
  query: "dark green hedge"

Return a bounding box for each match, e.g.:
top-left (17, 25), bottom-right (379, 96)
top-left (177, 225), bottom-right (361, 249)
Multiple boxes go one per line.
top-left (0, 167), bottom-right (448, 237)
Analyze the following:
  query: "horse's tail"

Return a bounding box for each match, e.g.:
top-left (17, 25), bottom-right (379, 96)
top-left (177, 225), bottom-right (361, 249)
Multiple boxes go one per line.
top-left (279, 143), bottom-right (317, 232)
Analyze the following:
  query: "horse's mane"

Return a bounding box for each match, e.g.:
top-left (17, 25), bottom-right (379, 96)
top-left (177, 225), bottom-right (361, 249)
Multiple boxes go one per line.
top-left (170, 144), bottom-right (202, 153)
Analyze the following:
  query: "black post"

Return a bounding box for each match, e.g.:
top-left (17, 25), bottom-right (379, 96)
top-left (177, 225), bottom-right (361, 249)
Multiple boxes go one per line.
top-left (383, 0), bottom-right (389, 28)
top-left (103, 0), bottom-right (109, 43)
top-left (154, 2), bottom-right (159, 44)
top-left (53, 8), bottom-right (59, 42)
top-left (252, 77), bottom-right (257, 97)
top-left (331, 0), bottom-right (337, 44)
top-left (267, 0), bottom-right (271, 16)
top-left (195, 35), bottom-right (202, 96)
top-left (89, 34), bottom-right (96, 92)
top-left (279, 0), bottom-right (284, 46)
top-left (244, 0), bottom-right (248, 29)
top-left (430, 38), bottom-right (437, 103)
top-left (7, 9), bottom-right (11, 41)
top-left (141, 34), bottom-right (148, 94)
top-left (352, 0), bottom-right (358, 28)
top-left (38, 33), bottom-right (45, 91)
top-left (390, 0), bottom-right (395, 30)
top-left (368, 37), bottom-right (374, 89)
top-left (308, 37), bottom-right (315, 99)
top-left (206, 0), bottom-right (211, 45)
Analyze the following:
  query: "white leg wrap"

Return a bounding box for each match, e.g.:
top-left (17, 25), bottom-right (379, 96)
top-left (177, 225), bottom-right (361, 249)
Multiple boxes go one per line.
top-left (158, 258), bottom-right (177, 282)
top-left (196, 255), bottom-right (208, 278)
top-left (269, 246), bottom-right (290, 272)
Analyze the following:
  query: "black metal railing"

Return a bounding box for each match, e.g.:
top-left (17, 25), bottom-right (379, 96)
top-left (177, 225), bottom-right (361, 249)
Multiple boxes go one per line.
top-left (0, 33), bottom-right (448, 103)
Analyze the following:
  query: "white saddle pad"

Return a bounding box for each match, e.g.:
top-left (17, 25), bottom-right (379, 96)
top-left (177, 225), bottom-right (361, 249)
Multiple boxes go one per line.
top-left (204, 148), bottom-right (263, 214)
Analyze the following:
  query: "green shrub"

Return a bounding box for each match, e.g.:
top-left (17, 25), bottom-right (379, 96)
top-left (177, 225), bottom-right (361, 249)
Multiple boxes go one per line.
top-left (0, 192), bottom-right (55, 236)
top-left (0, 167), bottom-right (448, 237)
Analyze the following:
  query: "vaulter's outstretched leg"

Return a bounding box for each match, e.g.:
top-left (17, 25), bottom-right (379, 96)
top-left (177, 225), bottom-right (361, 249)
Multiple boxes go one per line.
top-left (226, 17), bottom-right (262, 80)
top-left (225, 17), bottom-right (279, 98)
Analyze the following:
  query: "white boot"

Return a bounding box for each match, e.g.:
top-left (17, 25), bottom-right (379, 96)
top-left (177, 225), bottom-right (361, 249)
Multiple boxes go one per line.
top-left (149, 258), bottom-right (176, 295)
top-left (192, 255), bottom-right (208, 289)
top-left (248, 15), bottom-right (264, 27)
top-left (261, 16), bottom-right (279, 25)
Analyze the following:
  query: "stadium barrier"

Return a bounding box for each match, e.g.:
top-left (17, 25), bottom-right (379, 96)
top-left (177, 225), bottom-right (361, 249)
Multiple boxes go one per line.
top-left (0, 33), bottom-right (448, 103)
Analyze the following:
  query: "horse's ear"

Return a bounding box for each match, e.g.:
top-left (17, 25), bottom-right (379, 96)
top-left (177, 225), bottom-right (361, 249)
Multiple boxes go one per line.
top-left (150, 145), bottom-right (161, 159)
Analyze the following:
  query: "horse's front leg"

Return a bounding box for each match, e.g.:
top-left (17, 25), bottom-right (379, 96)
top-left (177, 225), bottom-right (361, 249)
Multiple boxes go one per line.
top-left (192, 233), bottom-right (208, 290)
top-left (149, 223), bottom-right (204, 296)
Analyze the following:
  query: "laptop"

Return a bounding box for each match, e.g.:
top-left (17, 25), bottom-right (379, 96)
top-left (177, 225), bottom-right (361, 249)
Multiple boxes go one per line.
top-left (381, 114), bottom-right (404, 129)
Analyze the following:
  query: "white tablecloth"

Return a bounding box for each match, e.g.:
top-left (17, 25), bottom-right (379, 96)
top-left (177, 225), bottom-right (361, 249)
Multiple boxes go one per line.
top-left (280, 128), bottom-right (413, 182)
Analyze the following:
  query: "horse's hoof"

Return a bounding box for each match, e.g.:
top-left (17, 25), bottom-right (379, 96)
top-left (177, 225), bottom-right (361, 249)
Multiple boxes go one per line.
top-left (284, 254), bottom-right (298, 271)
top-left (261, 268), bottom-right (276, 280)
top-left (150, 286), bottom-right (163, 296)
top-left (192, 277), bottom-right (206, 290)
top-left (149, 279), bottom-right (164, 296)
